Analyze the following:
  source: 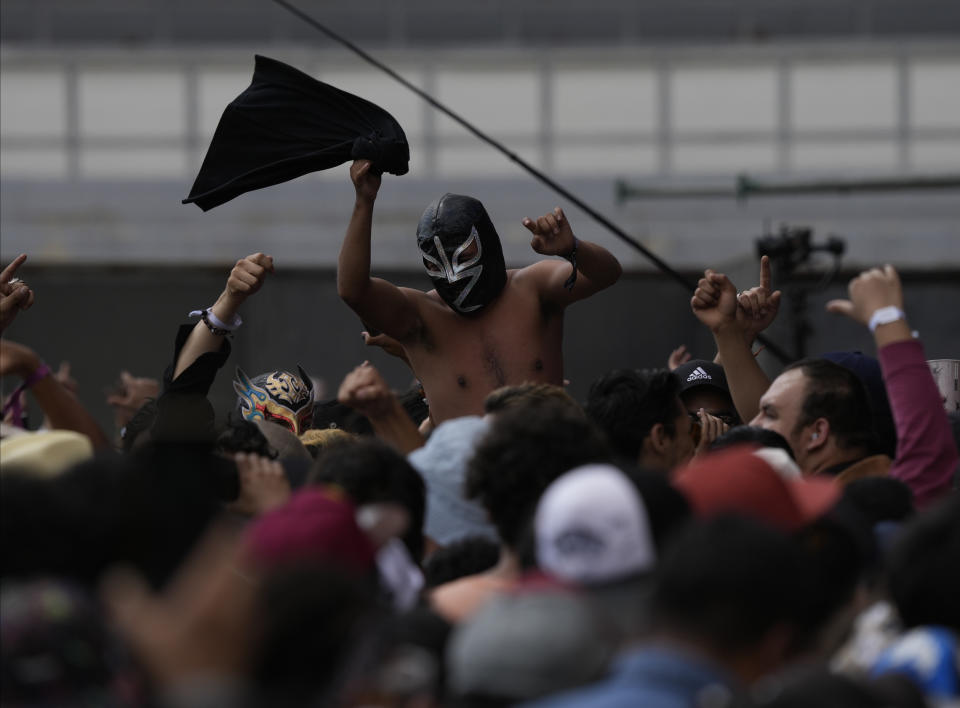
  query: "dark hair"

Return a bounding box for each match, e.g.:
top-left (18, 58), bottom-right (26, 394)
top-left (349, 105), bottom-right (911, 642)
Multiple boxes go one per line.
top-left (886, 496), bottom-right (960, 631)
top-left (423, 536), bottom-right (500, 588)
top-left (709, 425), bottom-right (796, 459)
top-left (841, 477), bottom-right (914, 526)
top-left (1, 444), bottom-right (226, 589)
top-left (310, 438), bottom-right (426, 563)
top-left (652, 515), bottom-right (806, 651)
top-left (465, 404), bottom-right (611, 549)
top-left (783, 359), bottom-right (875, 452)
top-left (789, 507), bottom-right (874, 649)
top-left (398, 384), bottom-right (431, 427)
top-left (483, 383), bottom-right (581, 416)
top-left (585, 369), bottom-right (683, 462)
top-left (215, 417), bottom-right (277, 459)
top-left (311, 399), bottom-right (374, 436)
top-left (251, 563), bottom-right (377, 704)
top-left (757, 670), bottom-right (927, 708)
top-left (618, 464), bottom-right (692, 553)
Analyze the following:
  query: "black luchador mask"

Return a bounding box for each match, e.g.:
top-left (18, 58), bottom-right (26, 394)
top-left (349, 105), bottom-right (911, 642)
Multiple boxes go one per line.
top-left (416, 194), bottom-right (507, 314)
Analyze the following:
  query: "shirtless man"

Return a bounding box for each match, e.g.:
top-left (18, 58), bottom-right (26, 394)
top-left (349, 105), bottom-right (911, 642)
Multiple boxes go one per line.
top-left (337, 159), bottom-right (622, 424)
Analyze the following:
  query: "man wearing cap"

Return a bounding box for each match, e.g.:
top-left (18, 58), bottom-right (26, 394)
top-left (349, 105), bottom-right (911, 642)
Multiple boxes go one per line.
top-left (337, 159), bottom-right (622, 424)
top-left (692, 263), bottom-right (956, 506)
top-left (673, 359), bottom-right (741, 450)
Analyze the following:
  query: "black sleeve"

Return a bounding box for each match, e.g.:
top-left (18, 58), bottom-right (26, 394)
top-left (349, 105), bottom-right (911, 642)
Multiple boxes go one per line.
top-left (148, 324), bottom-right (233, 446)
top-left (161, 323), bottom-right (232, 397)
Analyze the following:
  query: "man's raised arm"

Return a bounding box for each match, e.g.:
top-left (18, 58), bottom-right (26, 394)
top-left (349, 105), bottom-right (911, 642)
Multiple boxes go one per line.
top-left (172, 252), bottom-right (274, 381)
top-left (521, 207), bottom-right (622, 307)
top-left (337, 159), bottom-right (421, 342)
top-left (827, 265), bottom-right (957, 507)
top-left (691, 268), bottom-right (771, 423)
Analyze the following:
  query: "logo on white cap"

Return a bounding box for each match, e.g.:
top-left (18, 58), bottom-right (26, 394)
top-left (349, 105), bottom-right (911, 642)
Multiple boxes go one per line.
top-left (535, 465), bottom-right (656, 584)
top-left (686, 366), bottom-right (712, 383)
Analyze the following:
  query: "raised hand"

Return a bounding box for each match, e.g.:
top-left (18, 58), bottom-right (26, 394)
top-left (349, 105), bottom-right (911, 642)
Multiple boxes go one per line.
top-left (361, 329), bottom-right (410, 365)
top-left (691, 269), bottom-right (739, 333)
top-left (54, 361), bottom-right (79, 394)
top-left (338, 361), bottom-right (396, 420)
top-left (0, 254), bottom-right (35, 333)
top-left (100, 524), bottom-right (257, 687)
top-left (736, 255), bottom-right (782, 345)
top-left (222, 252), bottom-right (274, 311)
top-left (667, 344), bottom-right (692, 371)
top-left (826, 264), bottom-right (904, 327)
top-left (106, 371), bottom-right (161, 428)
top-left (338, 361), bottom-right (424, 453)
top-left (693, 409), bottom-right (731, 458)
top-left (350, 159), bottom-right (381, 205)
top-left (523, 207), bottom-right (576, 257)
top-left (230, 452), bottom-right (291, 516)
top-left (175, 253), bottom-right (274, 380)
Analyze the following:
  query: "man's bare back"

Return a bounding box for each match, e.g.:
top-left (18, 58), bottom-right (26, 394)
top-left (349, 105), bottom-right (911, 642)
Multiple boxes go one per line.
top-left (337, 159), bottom-right (621, 424)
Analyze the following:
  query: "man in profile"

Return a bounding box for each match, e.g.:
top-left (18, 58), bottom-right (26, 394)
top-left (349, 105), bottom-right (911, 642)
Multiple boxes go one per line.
top-left (337, 159), bottom-right (622, 424)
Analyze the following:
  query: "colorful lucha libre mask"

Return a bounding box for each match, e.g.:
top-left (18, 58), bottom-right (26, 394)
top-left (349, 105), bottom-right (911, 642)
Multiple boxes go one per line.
top-left (416, 193), bottom-right (507, 314)
top-left (233, 365), bottom-right (314, 434)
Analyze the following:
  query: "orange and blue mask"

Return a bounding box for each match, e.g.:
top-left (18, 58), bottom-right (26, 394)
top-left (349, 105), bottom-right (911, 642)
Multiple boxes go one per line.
top-left (233, 365), bottom-right (314, 434)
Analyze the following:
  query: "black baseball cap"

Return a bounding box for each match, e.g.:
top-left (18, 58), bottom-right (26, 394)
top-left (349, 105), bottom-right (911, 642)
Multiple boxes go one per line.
top-left (673, 360), bottom-right (731, 396)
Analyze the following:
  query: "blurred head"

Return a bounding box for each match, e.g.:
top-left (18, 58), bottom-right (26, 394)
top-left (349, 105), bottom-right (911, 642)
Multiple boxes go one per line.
top-left (1, 445), bottom-right (227, 589)
top-left (535, 464), bottom-right (656, 585)
top-left (216, 417), bottom-right (277, 459)
top-left (465, 404), bottom-right (610, 550)
top-left (652, 515), bottom-right (808, 681)
top-left (709, 425), bottom-right (796, 459)
top-left (886, 497), bottom-right (960, 631)
top-left (821, 351), bottom-right (896, 458)
top-left (251, 562), bottom-right (378, 704)
top-left (310, 438), bottom-right (426, 563)
top-left (483, 382), bottom-right (581, 416)
top-left (586, 368), bottom-right (694, 471)
top-left (0, 580), bottom-right (141, 705)
top-left (299, 427), bottom-right (355, 459)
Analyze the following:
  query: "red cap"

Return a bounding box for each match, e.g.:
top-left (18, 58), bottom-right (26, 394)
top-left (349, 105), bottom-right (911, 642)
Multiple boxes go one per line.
top-left (244, 486), bottom-right (376, 574)
top-left (673, 445), bottom-right (841, 532)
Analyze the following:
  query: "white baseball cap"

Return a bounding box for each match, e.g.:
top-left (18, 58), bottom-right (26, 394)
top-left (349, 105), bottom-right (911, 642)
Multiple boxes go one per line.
top-left (535, 464), bottom-right (656, 585)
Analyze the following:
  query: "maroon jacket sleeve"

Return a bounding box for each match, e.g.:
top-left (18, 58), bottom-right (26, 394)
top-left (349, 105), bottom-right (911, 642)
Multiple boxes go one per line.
top-left (880, 339), bottom-right (958, 508)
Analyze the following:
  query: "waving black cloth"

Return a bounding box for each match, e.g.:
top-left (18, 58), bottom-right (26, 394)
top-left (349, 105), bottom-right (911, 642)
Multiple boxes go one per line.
top-left (183, 55), bottom-right (409, 211)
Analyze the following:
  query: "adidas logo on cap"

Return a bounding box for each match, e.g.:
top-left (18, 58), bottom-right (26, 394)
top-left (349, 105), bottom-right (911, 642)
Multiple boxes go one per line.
top-left (686, 367), bottom-right (712, 382)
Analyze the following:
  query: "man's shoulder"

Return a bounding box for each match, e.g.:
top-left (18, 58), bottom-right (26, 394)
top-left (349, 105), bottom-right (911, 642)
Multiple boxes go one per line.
top-left (397, 284), bottom-right (433, 302)
top-left (513, 260), bottom-right (566, 281)
top-left (835, 454), bottom-right (891, 485)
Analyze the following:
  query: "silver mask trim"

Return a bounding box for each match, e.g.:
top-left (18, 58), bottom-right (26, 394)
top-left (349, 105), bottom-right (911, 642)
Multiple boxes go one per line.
top-left (418, 225), bottom-right (484, 313)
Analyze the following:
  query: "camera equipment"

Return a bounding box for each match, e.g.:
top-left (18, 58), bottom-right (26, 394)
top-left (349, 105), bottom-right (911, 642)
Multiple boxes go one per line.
top-left (754, 224), bottom-right (847, 359)
top-left (756, 225), bottom-right (845, 276)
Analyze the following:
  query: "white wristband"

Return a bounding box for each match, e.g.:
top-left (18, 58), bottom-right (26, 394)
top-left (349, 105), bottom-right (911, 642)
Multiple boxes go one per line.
top-left (189, 307), bottom-right (242, 331)
top-left (867, 306), bottom-right (905, 333)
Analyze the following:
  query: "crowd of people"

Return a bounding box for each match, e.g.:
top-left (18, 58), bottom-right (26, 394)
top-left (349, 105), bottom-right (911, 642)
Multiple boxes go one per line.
top-left (1, 160), bottom-right (958, 707)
